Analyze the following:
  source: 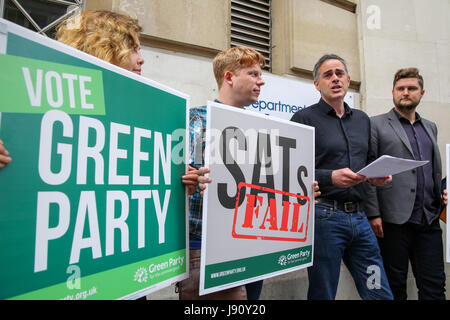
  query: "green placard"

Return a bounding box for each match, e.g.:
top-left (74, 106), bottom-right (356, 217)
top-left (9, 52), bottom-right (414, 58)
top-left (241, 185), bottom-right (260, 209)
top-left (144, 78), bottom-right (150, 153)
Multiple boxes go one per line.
top-left (0, 20), bottom-right (188, 300)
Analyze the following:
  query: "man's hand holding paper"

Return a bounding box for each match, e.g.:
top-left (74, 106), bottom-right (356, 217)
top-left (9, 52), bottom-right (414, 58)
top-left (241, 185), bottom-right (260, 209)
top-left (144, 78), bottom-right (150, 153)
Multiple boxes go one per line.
top-left (357, 155), bottom-right (428, 179)
top-left (367, 175), bottom-right (392, 187)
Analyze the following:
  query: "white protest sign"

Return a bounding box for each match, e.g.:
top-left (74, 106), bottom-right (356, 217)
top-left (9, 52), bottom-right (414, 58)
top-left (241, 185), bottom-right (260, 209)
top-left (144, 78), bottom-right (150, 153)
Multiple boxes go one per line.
top-left (199, 101), bottom-right (315, 295)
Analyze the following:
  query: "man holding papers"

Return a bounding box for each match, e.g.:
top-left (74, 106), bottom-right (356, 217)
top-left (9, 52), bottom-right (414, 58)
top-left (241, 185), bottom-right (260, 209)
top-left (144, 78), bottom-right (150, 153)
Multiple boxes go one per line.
top-left (364, 68), bottom-right (446, 300)
top-left (291, 54), bottom-right (393, 300)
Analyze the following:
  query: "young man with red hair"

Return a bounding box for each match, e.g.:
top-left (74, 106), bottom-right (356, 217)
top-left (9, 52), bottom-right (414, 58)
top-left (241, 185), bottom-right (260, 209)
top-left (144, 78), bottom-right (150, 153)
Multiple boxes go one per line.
top-left (178, 46), bottom-right (266, 300)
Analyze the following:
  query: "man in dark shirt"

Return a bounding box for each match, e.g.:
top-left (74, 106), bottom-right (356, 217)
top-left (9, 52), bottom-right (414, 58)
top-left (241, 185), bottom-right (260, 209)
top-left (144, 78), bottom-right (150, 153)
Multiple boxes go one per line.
top-left (291, 54), bottom-right (393, 300)
top-left (364, 68), bottom-right (447, 299)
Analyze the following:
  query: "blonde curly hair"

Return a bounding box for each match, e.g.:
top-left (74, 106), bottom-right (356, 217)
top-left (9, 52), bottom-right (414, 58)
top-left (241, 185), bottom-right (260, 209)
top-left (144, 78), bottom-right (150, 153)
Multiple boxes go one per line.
top-left (56, 10), bottom-right (142, 70)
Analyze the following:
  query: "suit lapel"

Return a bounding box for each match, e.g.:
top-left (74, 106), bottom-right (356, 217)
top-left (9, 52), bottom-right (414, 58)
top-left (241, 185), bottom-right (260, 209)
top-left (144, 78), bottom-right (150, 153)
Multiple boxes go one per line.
top-left (421, 120), bottom-right (441, 175)
top-left (422, 120), bottom-right (437, 148)
top-left (387, 109), bottom-right (415, 158)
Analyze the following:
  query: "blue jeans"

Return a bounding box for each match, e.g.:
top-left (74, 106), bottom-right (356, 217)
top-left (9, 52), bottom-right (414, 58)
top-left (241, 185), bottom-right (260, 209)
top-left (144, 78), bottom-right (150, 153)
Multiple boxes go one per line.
top-left (307, 204), bottom-right (393, 300)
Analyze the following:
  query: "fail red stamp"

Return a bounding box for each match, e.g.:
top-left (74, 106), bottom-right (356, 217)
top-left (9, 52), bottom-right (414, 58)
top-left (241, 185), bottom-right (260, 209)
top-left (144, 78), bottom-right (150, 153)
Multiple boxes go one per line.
top-left (232, 182), bottom-right (311, 242)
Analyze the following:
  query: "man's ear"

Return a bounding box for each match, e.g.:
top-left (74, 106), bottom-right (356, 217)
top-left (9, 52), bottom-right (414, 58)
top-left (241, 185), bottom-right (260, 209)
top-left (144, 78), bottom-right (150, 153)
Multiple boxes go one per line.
top-left (223, 70), bottom-right (234, 86)
top-left (313, 80), bottom-right (320, 92)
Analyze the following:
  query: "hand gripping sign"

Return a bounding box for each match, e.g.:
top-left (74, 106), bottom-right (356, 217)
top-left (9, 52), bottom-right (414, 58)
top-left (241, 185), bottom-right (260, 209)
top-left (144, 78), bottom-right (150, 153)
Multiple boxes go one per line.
top-left (199, 101), bottom-right (315, 295)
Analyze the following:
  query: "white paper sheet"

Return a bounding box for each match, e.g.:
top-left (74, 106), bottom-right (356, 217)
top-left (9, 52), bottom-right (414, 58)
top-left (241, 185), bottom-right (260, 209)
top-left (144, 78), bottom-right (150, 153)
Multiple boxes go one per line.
top-left (357, 155), bottom-right (428, 178)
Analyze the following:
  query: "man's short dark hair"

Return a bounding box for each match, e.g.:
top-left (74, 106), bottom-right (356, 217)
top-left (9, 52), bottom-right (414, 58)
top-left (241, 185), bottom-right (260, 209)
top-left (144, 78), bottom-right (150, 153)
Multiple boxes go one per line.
top-left (393, 68), bottom-right (424, 89)
top-left (313, 54), bottom-right (349, 81)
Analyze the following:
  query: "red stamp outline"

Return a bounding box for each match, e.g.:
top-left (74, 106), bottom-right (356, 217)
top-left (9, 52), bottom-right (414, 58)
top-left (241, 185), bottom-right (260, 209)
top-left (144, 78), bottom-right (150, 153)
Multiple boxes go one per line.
top-left (232, 182), bottom-right (311, 242)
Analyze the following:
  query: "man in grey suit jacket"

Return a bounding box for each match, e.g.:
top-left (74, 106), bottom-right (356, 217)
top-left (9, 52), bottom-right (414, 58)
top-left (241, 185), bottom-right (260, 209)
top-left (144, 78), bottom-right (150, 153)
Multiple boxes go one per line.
top-left (364, 68), bottom-right (447, 300)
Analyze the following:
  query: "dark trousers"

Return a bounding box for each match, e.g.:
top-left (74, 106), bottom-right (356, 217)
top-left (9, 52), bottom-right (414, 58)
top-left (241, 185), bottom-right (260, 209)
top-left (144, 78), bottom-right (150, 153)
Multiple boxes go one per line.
top-left (379, 219), bottom-right (446, 300)
top-left (245, 280), bottom-right (263, 300)
top-left (178, 249), bottom-right (247, 300)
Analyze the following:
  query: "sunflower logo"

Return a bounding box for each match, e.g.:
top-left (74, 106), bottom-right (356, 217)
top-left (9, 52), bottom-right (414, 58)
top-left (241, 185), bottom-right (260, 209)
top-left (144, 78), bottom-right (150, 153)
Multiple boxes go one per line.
top-left (134, 267), bottom-right (148, 283)
top-left (278, 255), bottom-right (287, 266)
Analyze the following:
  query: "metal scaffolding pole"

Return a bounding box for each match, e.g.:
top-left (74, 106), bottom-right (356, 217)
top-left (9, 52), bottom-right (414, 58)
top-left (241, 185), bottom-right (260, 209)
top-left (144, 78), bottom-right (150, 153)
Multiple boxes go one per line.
top-left (0, 0), bottom-right (5, 18)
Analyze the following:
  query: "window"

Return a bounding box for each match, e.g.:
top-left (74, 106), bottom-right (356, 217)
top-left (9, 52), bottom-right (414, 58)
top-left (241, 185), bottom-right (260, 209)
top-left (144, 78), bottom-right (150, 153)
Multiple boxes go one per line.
top-left (320, 0), bottom-right (356, 13)
top-left (1, 0), bottom-right (84, 38)
top-left (231, 0), bottom-right (271, 71)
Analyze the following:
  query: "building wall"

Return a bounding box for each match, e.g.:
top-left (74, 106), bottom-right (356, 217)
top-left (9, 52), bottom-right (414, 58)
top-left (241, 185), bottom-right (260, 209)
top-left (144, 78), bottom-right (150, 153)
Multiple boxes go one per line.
top-left (84, 0), bottom-right (450, 300)
top-left (358, 0), bottom-right (450, 176)
top-left (272, 0), bottom-right (361, 88)
top-left (86, 0), bottom-right (229, 53)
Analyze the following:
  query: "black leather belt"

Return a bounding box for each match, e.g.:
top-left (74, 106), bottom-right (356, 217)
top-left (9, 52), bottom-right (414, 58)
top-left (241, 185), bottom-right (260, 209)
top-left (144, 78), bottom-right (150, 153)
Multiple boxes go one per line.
top-left (316, 198), bottom-right (360, 213)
